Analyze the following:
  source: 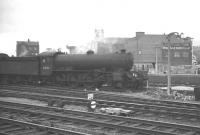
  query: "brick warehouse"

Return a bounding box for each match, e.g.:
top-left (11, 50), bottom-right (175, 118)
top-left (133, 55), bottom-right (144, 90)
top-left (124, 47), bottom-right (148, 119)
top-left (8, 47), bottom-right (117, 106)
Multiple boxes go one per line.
top-left (96, 32), bottom-right (192, 73)
top-left (16, 39), bottom-right (39, 57)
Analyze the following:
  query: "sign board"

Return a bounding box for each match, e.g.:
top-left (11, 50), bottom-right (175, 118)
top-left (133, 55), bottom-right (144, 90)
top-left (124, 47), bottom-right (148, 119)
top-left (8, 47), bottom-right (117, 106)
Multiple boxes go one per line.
top-left (162, 46), bottom-right (190, 50)
top-left (88, 93), bottom-right (94, 100)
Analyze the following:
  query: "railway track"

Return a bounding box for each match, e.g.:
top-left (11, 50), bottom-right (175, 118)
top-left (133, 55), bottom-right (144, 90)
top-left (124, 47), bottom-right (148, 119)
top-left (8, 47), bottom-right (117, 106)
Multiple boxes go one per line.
top-left (1, 85), bottom-right (200, 109)
top-left (1, 87), bottom-right (200, 126)
top-left (1, 100), bottom-right (200, 135)
top-left (0, 117), bottom-right (89, 135)
top-left (148, 82), bottom-right (198, 88)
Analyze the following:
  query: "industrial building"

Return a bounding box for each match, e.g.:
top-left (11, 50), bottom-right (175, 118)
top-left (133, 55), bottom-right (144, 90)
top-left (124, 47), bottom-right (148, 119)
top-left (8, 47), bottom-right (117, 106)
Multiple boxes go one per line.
top-left (96, 32), bottom-right (192, 74)
top-left (16, 39), bottom-right (39, 57)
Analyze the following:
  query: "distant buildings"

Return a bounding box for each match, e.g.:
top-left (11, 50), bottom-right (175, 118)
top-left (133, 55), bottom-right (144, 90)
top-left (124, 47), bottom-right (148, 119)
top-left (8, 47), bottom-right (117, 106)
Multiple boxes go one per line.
top-left (16, 39), bottom-right (39, 57)
top-left (66, 45), bottom-right (77, 54)
top-left (96, 32), bottom-right (192, 73)
top-left (193, 46), bottom-right (200, 64)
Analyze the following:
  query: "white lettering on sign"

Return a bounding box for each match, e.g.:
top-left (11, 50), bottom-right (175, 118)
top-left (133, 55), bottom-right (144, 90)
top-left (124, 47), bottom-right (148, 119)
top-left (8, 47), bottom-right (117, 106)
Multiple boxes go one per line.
top-left (43, 66), bottom-right (50, 70)
top-left (88, 93), bottom-right (94, 100)
top-left (162, 46), bottom-right (190, 50)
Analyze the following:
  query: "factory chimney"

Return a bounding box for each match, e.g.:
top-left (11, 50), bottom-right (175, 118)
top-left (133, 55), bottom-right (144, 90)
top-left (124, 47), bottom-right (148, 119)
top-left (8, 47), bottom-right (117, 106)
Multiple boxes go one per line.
top-left (136, 32), bottom-right (145, 38)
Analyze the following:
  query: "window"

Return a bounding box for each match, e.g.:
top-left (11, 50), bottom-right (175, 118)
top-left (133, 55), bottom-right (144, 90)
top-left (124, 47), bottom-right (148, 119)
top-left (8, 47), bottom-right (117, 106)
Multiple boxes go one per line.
top-left (182, 52), bottom-right (189, 57)
top-left (42, 58), bottom-right (46, 63)
top-left (174, 51), bottom-right (180, 57)
top-left (43, 66), bottom-right (50, 70)
top-left (162, 51), bottom-right (168, 57)
top-left (138, 50), bottom-right (142, 55)
top-left (46, 57), bottom-right (51, 63)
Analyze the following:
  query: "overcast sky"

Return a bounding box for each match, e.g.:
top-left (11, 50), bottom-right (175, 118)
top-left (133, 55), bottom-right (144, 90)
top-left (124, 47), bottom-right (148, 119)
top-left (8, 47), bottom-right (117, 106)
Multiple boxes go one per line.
top-left (1, 0), bottom-right (200, 55)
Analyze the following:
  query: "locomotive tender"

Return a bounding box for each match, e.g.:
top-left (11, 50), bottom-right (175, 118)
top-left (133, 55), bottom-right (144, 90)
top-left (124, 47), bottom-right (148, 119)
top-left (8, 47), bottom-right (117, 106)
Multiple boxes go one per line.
top-left (0, 51), bottom-right (146, 89)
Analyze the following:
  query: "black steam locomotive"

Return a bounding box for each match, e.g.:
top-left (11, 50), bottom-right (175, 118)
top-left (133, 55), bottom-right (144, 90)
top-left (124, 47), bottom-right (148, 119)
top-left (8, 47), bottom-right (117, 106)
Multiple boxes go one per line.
top-left (0, 51), bottom-right (147, 90)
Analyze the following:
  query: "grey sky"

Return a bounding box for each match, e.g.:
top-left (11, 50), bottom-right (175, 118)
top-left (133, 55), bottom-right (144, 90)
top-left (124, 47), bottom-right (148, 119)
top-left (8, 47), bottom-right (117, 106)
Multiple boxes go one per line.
top-left (0, 0), bottom-right (15, 33)
top-left (0, 0), bottom-right (200, 55)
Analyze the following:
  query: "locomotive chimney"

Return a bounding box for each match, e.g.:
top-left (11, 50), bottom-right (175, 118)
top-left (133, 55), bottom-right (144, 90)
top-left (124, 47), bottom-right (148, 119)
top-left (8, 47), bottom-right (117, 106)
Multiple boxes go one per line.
top-left (136, 32), bottom-right (145, 38)
top-left (87, 50), bottom-right (94, 55)
top-left (120, 49), bottom-right (126, 54)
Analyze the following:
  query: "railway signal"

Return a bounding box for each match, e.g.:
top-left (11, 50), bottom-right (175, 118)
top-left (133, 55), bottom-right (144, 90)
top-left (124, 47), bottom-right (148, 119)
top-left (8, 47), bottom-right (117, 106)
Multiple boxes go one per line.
top-left (87, 93), bottom-right (96, 112)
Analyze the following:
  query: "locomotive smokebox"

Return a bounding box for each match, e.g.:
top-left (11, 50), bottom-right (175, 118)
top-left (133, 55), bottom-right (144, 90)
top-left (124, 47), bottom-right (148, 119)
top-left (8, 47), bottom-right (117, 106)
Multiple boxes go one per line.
top-left (120, 49), bottom-right (126, 54)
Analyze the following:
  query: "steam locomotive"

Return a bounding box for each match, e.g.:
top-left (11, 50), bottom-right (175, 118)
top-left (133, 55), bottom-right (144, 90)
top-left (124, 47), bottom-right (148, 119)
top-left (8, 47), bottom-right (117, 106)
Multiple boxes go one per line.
top-left (0, 51), bottom-right (147, 90)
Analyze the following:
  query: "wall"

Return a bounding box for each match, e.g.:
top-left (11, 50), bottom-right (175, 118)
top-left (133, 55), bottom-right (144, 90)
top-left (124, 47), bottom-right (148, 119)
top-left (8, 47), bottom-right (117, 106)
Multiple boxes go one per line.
top-left (96, 32), bottom-right (192, 72)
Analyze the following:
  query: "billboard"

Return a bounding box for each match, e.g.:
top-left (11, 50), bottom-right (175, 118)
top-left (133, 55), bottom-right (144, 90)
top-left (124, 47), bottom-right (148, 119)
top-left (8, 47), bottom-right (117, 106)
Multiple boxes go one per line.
top-left (162, 44), bottom-right (192, 65)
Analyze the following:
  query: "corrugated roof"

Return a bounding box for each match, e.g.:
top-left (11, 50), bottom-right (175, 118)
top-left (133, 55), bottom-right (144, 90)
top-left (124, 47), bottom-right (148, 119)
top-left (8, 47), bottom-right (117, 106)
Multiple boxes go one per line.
top-left (17, 41), bottom-right (39, 45)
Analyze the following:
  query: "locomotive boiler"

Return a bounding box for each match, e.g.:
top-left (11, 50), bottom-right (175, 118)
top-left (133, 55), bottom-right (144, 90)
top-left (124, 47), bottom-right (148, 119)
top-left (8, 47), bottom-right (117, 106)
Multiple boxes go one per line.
top-left (54, 52), bottom-right (133, 71)
top-left (0, 51), bottom-right (147, 90)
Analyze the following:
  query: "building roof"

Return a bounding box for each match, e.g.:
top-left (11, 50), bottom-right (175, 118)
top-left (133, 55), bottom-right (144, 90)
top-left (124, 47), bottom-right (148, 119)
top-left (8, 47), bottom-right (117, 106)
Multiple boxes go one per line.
top-left (98, 32), bottom-right (192, 46)
top-left (17, 41), bottom-right (39, 46)
top-left (100, 37), bottom-right (130, 44)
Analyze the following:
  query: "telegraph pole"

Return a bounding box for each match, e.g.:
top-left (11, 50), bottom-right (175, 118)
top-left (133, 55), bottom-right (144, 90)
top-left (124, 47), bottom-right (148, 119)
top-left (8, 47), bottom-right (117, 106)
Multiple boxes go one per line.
top-left (155, 47), bottom-right (158, 74)
top-left (167, 38), bottom-right (171, 95)
top-left (166, 32), bottom-right (180, 95)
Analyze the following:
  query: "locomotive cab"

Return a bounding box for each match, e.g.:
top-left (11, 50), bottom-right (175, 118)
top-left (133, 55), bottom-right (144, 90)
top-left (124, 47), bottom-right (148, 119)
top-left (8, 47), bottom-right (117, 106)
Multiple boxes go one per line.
top-left (38, 52), bottom-right (57, 76)
top-left (38, 51), bottom-right (62, 84)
